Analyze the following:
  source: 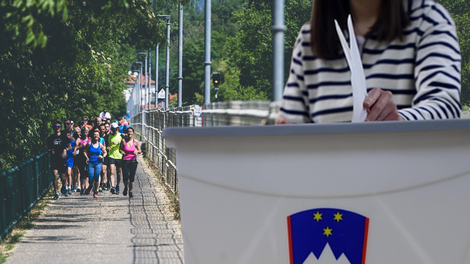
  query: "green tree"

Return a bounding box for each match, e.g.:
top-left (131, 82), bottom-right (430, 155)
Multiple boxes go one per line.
top-left (0, 0), bottom-right (172, 169)
top-left (435, 0), bottom-right (470, 105)
top-left (225, 0), bottom-right (312, 100)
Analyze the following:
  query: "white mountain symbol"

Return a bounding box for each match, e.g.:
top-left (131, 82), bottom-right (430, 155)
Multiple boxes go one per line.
top-left (302, 243), bottom-right (352, 264)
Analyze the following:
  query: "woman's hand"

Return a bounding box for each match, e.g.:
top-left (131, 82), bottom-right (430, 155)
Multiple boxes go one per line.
top-left (363, 88), bottom-right (404, 121)
top-left (275, 117), bottom-right (292, 124)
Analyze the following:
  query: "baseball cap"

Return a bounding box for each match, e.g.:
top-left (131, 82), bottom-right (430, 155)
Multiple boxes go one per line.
top-left (111, 123), bottom-right (119, 129)
top-left (103, 109), bottom-right (107, 112)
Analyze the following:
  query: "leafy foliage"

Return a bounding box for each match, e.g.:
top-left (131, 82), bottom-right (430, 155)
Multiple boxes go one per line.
top-left (0, 0), bottom-right (170, 169)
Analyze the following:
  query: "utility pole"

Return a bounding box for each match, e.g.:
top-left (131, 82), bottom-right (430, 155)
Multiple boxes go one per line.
top-left (204, 0), bottom-right (211, 105)
top-left (272, 0), bottom-right (286, 102)
top-left (178, 1), bottom-right (183, 107)
top-left (157, 15), bottom-right (171, 108)
top-left (148, 48), bottom-right (152, 110)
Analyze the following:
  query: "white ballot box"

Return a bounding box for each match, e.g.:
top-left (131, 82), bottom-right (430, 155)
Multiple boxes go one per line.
top-left (163, 120), bottom-right (470, 264)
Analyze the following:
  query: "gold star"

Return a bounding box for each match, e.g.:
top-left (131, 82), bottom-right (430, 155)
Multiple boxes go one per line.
top-left (313, 211), bottom-right (322, 222)
top-left (323, 227), bottom-right (333, 237)
top-left (333, 212), bottom-right (343, 222)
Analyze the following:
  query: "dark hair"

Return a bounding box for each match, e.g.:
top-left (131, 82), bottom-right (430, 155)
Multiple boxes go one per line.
top-left (126, 127), bottom-right (134, 133)
top-left (310, 0), bottom-right (409, 59)
top-left (53, 120), bottom-right (62, 126)
top-left (99, 124), bottom-right (106, 129)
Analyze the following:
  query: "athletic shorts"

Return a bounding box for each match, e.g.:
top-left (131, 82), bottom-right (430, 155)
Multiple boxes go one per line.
top-left (66, 158), bottom-right (74, 169)
top-left (51, 156), bottom-right (67, 174)
top-left (109, 158), bottom-right (122, 167)
top-left (103, 156), bottom-right (110, 166)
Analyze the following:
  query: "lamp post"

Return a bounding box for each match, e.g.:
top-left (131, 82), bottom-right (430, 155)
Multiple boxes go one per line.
top-left (134, 62), bottom-right (143, 112)
top-left (178, 2), bottom-right (183, 107)
top-left (148, 48), bottom-right (151, 110)
top-left (272, 0), bottom-right (286, 102)
top-left (134, 61), bottom-right (143, 140)
top-left (155, 44), bottom-right (159, 108)
top-left (139, 52), bottom-right (148, 111)
top-left (204, 0), bottom-right (211, 105)
top-left (157, 15), bottom-right (170, 109)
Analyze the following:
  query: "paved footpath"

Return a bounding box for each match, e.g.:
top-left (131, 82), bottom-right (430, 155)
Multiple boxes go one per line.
top-left (7, 155), bottom-right (184, 264)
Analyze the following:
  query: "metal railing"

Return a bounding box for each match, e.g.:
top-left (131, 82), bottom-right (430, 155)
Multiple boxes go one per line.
top-left (0, 151), bottom-right (52, 242)
top-left (129, 101), bottom-right (279, 197)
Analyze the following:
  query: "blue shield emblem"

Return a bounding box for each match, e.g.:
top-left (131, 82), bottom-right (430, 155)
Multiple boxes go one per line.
top-left (287, 208), bottom-right (369, 264)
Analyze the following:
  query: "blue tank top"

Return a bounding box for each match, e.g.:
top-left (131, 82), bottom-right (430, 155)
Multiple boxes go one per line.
top-left (67, 140), bottom-right (76, 160)
top-left (88, 143), bottom-right (101, 163)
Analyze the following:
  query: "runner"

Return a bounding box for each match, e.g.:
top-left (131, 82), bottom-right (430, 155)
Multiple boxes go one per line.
top-left (63, 119), bottom-right (76, 139)
top-left (46, 121), bottom-right (72, 199)
top-left (108, 123), bottom-right (123, 195)
top-left (72, 127), bottom-right (81, 192)
top-left (65, 131), bottom-right (75, 195)
top-left (93, 117), bottom-right (103, 132)
top-left (120, 127), bottom-right (141, 198)
top-left (117, 117), bottom-right (129, 139)
top-left (98, 124), bottom-right (109, 191)
top-left (84, 130), bottom-right (107, 198)
top-left (74, 126), bottom-right (90, 195)
top-left (104, 122), bottom-right (112, 190)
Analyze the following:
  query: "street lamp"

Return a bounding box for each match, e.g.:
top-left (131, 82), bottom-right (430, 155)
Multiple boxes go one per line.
top-left (157, 15), bottom-right (170, 108)
top-left (134, 62), bottom-right (143, 113)
top-left (139, 52), bottom-right (148, 110)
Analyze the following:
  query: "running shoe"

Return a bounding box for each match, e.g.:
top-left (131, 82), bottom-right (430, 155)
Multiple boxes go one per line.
top-left (61, 185), bottom-right (66, 194)
top-left (68, 188), bottom-right (73, 195)
top-left (93, 193), bottom-right (99, 198)
top-left (80, 189), bottom-right (84, 195)
top-left (123, 186), bottom-right (128, 196)
top-left (54, 193), bottom-right (59, 200)
top-left (85, 188), bottom-right (91, 195)
top-left (107, 182), bottom-right (110, 190)
top-left (116, 186), bottom-right (120, 195)
top-left (64, 191), bottom-right (69, 197)
top-left (110, 187), bottom-right (116, 194)
top-left (129, 192), bottom-right (133, 198)
top-left (77, 186), bottom-right (81, 192)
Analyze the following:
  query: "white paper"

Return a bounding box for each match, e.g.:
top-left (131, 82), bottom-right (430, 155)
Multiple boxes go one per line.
top-left (335, 15), bottom-right (368, 123)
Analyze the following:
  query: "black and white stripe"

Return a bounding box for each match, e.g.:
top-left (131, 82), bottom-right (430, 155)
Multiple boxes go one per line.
top-left (280, 0), bottom-right (461, 123)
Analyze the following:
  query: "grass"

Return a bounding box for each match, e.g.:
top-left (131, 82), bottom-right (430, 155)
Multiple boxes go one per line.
top-left (0, 188), bottom-right (53, 264)
top-left (144, 156), bottom-right (181, 221)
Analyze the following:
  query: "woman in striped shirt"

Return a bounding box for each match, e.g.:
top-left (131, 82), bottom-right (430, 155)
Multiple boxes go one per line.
top-left (278, 0), bottom-right (461, 123)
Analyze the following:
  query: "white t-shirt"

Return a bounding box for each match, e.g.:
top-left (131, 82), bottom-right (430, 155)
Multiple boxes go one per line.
top-left (100, 112), bottom-right (111, 119)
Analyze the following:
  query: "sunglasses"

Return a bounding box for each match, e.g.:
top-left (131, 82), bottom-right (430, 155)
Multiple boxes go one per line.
top-left (55, 125), bottom-right (61, 128)
top-left (65, 123), bottom-right (71, 125)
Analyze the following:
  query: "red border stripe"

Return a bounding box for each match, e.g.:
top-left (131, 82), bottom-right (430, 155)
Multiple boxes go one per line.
top-left (287, 216), bottom-right (294, 264)
top-left (362, 217), bottom-right (370, 264)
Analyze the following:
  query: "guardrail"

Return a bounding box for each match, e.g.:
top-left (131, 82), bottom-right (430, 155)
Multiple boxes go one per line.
top-left (129, 101), bottom-right (279, 197)
top-left (0, 151), bottom-right (52, 242)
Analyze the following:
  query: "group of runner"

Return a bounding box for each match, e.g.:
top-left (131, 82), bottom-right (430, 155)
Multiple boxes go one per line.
top-left (46, 109), bottom-right (142, 200)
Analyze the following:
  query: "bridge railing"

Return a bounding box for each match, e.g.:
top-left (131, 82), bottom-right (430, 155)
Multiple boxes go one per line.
top-left (129, 101), bottom-right (280, 197)
top-left (0, 151), bottom-right (52, 242)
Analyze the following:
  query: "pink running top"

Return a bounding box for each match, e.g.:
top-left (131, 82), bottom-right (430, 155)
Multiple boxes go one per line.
top-left (78, 137), bottom-right (90, 155)
top-left (122, 139), bottom-right (136, 161)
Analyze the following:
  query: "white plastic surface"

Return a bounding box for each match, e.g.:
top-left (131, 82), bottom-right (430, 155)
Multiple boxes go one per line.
top-left (165, 123), bottom-right (470, 264)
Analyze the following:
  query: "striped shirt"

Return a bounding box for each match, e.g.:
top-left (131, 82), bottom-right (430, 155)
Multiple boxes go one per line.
top-left (280, 0), bottom-right (461, 123)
